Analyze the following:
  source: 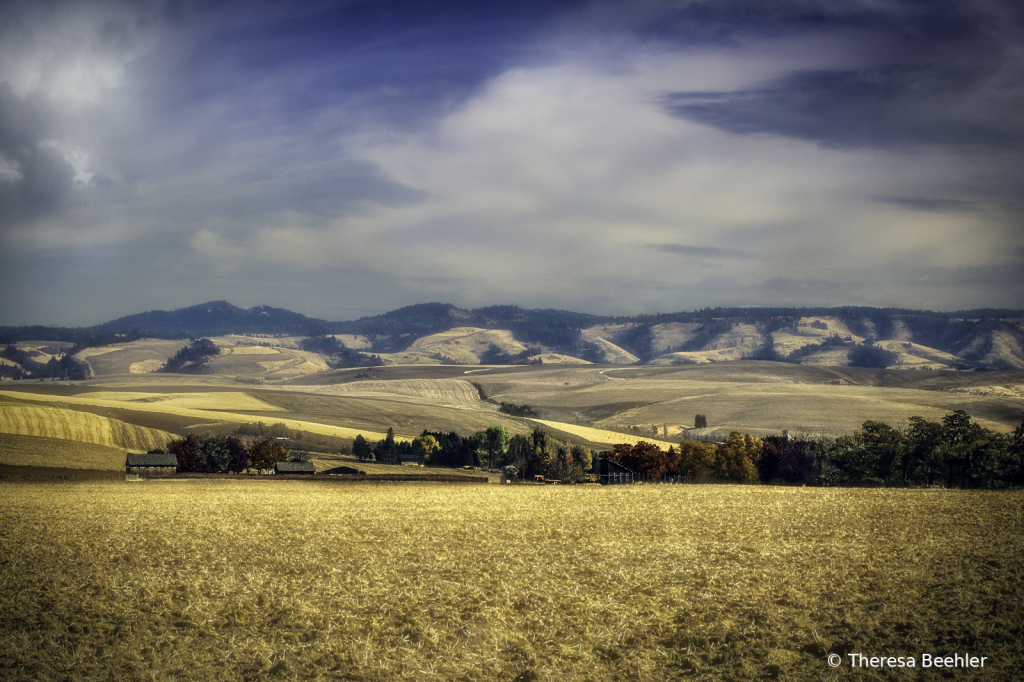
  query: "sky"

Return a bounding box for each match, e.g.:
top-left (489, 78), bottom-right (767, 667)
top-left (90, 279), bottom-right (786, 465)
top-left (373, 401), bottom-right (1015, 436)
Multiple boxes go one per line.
top-left (1, 0), bottom-right (1022, 326)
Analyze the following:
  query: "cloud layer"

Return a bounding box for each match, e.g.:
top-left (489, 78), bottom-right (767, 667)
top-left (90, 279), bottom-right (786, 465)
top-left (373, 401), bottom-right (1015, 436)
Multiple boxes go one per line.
top-left (1, 0), bottom-right (1021, 325)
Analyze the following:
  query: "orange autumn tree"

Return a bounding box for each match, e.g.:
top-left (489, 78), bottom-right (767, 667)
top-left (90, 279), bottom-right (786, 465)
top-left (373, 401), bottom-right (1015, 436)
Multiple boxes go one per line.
top-left (608, 441), bottom-right (677, 478)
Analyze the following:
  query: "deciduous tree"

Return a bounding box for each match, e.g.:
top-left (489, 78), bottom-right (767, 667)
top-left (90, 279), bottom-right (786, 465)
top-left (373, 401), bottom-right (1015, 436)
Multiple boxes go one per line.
top-left (249, 438), bottom-right (288, 473)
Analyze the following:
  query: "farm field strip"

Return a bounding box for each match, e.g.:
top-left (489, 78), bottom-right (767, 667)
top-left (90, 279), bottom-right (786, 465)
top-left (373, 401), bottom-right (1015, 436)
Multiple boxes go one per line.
top-left (0, 404), bottom-right (176, 451)
top-left (72, 391), bottom-right (283, 412)
top-left (280, 378), bottom-right (486, 406)
top-left (527, 419), bottom-right (680, 449)
top-left (0, 484), bottom-right (1019, 682)
top-left (0, 390), bottom-right (400, 442)
top-left (0, 433), bottom-right (129, 471)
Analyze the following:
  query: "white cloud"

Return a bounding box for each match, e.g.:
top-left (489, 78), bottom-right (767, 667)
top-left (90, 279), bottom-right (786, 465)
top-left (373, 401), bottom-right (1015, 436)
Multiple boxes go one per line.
top-left (0, 2), bottom-right (157, 106)
top-left (320, 47), bottom-right (1020, 312)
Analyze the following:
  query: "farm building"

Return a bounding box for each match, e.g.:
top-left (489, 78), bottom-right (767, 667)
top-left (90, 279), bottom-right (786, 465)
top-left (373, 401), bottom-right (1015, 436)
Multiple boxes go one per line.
top-left (274, 461), bottom-right (316, 475)
top-left (125, 452), bottom-right (178, 475)
top-left (321, 465), bottom-right (366, 475)
top-left (598, 457), bottom-right (635, 485)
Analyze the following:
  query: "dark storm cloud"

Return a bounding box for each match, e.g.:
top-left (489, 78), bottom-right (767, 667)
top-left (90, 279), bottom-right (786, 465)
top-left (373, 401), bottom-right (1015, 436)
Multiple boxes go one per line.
top-left (0, 83), bottom-right (77, 218)
top-left (665, 65), bottom-right (1023, 149)
top-left (162, 0), bottom-right (583, 129)
top-left (874, 196), bottom-right (979, 212)
top-left (2, 0), bottom-right (1022, 325)
top-left (647, 243), bottom-right (752, 259)
top-left (661, 0), bottom-right (1024, 149)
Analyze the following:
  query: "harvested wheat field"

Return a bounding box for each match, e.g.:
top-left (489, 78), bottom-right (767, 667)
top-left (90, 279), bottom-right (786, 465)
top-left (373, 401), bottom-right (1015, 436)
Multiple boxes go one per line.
top-left (0, 433), bottom-right (128, 470)
top-left (0, 483), bottom-right (1020, 681)
top-left (0, 404), bottom-right (176, 452)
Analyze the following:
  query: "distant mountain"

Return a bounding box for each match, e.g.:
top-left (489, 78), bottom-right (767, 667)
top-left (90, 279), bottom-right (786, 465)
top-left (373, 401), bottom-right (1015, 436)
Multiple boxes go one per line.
top-left (98, 301), bottom-right (325, 335)
top-left (2, 302), bottom-right (1023, 371)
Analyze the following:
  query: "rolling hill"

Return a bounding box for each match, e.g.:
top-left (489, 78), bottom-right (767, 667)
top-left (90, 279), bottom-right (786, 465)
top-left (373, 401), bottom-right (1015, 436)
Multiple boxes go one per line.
top-left (3, 303), bottom-right (1024, 376)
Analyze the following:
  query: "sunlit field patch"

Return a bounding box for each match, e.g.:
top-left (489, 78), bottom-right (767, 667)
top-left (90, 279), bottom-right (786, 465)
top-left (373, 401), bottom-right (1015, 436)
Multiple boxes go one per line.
top-left (0, 484), bottom-right (1020, 681)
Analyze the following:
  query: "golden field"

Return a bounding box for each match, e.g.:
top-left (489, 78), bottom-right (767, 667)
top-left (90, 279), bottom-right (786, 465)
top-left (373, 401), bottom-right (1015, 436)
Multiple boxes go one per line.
top-left (2, 362), bottom-right (1022, 453)
top-left (0, 404), bottom-right (176, 452)
top-left (0, 483), bottom-right (1020, 681)
top-left (0, 433), bottom-right (128, 470)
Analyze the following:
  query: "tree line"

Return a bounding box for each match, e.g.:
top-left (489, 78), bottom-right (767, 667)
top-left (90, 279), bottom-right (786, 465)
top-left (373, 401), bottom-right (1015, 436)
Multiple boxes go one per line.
top-left (162, 338), bottom-right (220, 372)
top-left (158, 433), bottom-right (291, 474)
top-left (747, 334), bottom-right (901, 368)
top-left (646, 410), bottom-right (1023, 488)
top-left (351, 425), bottom-right (594, 481)
top-left (0, 345), bottom-right (90, 380)
top-left (348, 409), bottom-right (1022, 488)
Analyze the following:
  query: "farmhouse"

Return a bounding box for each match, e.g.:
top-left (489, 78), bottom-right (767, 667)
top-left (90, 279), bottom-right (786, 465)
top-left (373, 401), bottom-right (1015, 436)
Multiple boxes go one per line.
top-left (125, 452), bottom-right (178, 475)
top-left (598, 457), bottom-right (635, 485)
top-left (275, 461), bottom-right (316, 475)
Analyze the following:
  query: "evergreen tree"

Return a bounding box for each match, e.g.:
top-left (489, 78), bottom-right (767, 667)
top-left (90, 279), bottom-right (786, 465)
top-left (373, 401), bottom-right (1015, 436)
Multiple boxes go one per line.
top-left (353, 434), bottom-right (372, 461)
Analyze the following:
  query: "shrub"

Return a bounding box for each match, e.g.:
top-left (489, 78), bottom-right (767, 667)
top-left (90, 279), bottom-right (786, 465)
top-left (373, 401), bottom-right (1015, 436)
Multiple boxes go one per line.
top-left (848, 343), bottom-right (899, 368)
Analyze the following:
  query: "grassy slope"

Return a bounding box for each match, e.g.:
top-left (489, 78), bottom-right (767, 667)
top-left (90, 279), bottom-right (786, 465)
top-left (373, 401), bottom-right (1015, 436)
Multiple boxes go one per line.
top-left (0, 389), bottom-right (398, 442)
top-left (0, 433), bottom-right (128, 470)
top-left (0, 403), bottom-right (176, 451)
top-left (3, 363), bottom-right (1021, 464)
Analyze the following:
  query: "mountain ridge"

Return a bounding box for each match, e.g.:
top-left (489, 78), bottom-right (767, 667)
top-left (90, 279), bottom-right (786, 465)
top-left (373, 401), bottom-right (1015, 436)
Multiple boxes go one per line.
top-left (2, 301), bottom-right (1023, 372)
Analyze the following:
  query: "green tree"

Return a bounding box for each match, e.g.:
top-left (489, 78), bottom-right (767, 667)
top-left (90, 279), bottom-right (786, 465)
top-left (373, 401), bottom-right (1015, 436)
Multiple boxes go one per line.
top-left (484, 426), bottom-right (510, 468)
top-left (269, 422), bottom-right (292, 438)
top-left (905, 416), bottom-right (944, 484)
top-left (506, 434), bottom-right (532, 472)
top-left (571, 443), bottom-right (592, 473)
top-left (374, 427), bottom-right (400, 464)
top-left (940, 410), bottom-right (986, 487)
top-left (526, 427), bottom-right (555, 478)
top-left (411, 435), bottom-right (439, 464)
top-left (549, 443), bottom-right (583, 482)
top-left (200, 434), bottom-right (231, 473)
top-left (353, 435), bottom-right (372, 461)
top-left (677, 440), bottom-right (716, 478)
top-left (1005, 419), bottom-right (1024, 486)
top-left (249, 438), bottom-right (288, 473)
top-left (714, 432), bottom-right (761, 480)
top-left (859, 420), bottom-right (905, 482)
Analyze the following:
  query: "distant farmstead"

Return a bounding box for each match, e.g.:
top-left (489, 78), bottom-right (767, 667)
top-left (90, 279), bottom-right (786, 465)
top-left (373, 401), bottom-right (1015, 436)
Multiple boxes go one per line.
top-left (125, 452), bottom-right (178, 475)
top-left (274, 461), bottom-right (316, 475)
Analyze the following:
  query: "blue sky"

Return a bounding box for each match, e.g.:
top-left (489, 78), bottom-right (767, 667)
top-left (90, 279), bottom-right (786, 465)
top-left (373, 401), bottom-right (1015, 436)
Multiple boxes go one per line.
top-left (1, 0), bottom-right (1022, 325)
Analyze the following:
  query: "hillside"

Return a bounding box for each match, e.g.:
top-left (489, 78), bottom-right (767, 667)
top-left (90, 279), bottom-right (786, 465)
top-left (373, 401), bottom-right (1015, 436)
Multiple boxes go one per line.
top-left (3, 303), bottom-right (1024, 375)
top-left (99, 301), bottom-right (323, 335)
top-left (0, 403), bottom-right (177, 452)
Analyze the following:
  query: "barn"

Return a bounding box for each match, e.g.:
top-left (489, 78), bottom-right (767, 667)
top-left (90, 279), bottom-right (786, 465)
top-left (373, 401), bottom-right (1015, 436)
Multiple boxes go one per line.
top-left (598, 457), bottom-right (636, 485)
top-left (274, 461), bottom-right (316, 475)
top-left (125, 452), bottom-right (178, 476)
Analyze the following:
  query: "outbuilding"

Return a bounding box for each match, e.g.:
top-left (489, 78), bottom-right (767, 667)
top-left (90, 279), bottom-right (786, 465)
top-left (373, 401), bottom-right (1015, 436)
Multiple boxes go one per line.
top-left (321, 465), bottom-right (366, 475)
top-left (274, 461), bottom-right (316, 475)
top-left (598, 457), bottom-right (636, 485)
top-left (125, 452), bottom-right (178, 476)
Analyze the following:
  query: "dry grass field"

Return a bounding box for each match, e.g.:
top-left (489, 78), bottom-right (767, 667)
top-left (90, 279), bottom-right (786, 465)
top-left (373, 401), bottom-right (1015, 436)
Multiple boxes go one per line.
top-left (75, 340), bottom-right (187, 376)
top-left (0, 390), bottom-right (398, 443)
top-left (2, 362), bottom-right (1022, 456)
top-left (0, 483), bottom-right (1020, 681)
top-left (467, 364), bottom-right (1024, 439)
top-left (0, 433), bottom-right (128, 470)
top-left (403, 327), bottom-right (529, 365)
top-left (0, 404), bottom-right (176, 452)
